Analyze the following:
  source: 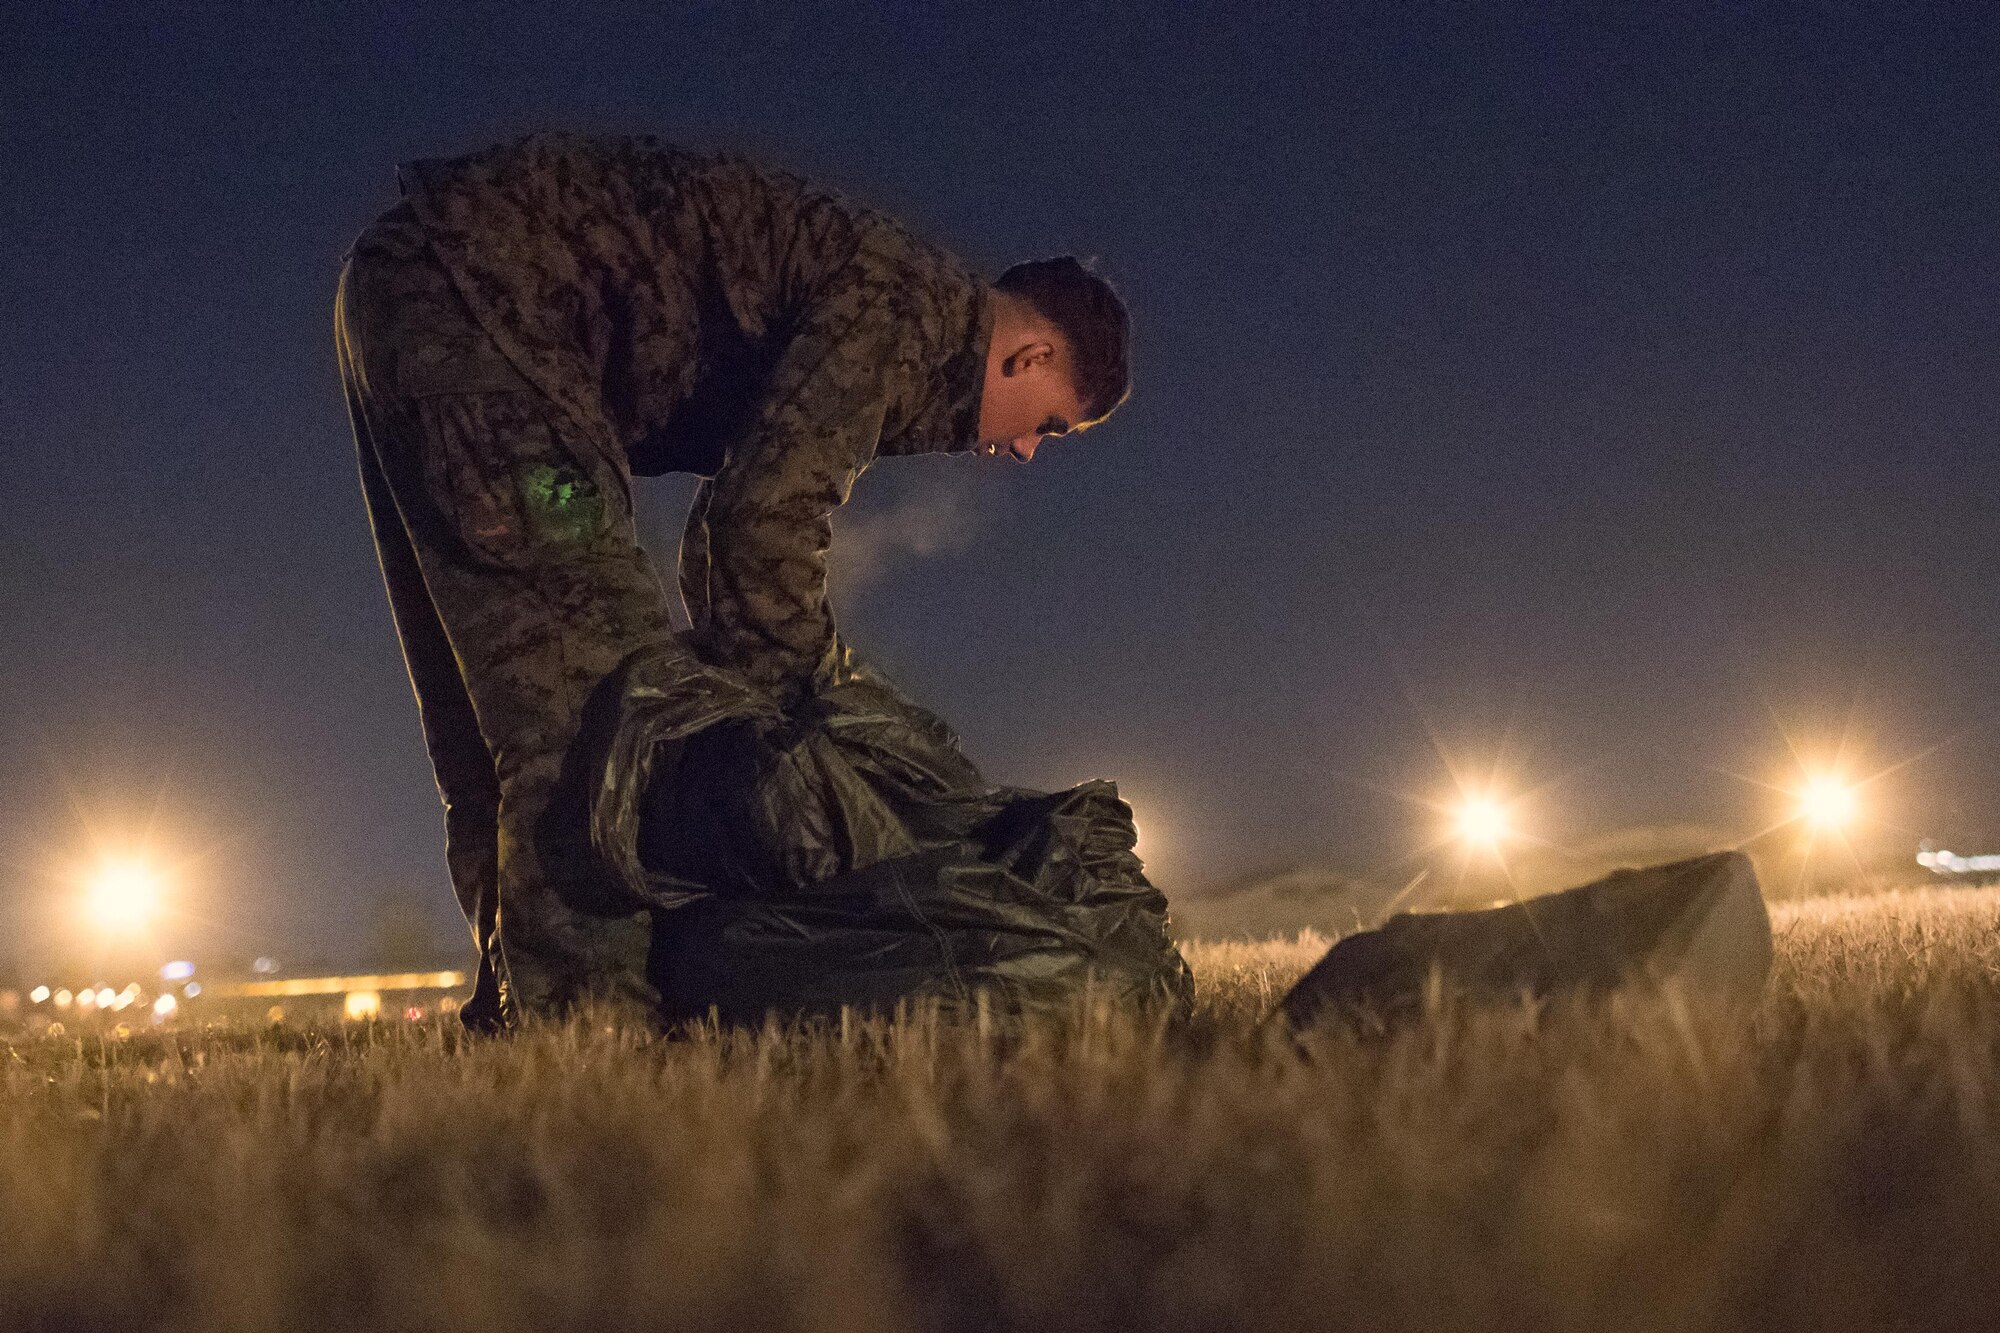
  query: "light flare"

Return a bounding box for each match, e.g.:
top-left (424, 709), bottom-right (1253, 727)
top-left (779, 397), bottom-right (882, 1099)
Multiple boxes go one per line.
top-left (1797, 774), bottom-right (1858, 832)
top-left (83, 859), bottom-right (163, 934)
top-left (1454, 795), bottom-right (1511, 848)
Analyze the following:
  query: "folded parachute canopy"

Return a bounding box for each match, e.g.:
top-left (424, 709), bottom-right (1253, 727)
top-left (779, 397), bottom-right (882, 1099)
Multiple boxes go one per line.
top-left (1277, 851), bottom-right (1773, 1029)
top-left (589, 643), bottom-right (1770, 1030)
top-left (590, 640), bottom-right (1196, 1026)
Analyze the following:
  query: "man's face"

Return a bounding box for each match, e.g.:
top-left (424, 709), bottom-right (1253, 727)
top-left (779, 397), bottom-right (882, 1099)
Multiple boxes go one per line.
top-left (977, 336), bottom-right (1086, 463)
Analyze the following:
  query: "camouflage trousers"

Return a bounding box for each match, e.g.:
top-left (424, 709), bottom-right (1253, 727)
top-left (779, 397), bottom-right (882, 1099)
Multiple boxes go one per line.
top-left (334, 202), bottom-right (671, 1030)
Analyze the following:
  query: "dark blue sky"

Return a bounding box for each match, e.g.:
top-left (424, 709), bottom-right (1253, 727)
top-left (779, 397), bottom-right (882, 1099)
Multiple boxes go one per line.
top-left (4, 1), bottom-right (1997, 961)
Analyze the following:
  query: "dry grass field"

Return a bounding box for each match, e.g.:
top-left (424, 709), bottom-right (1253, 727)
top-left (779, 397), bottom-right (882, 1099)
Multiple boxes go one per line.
top-left (6, 889), bottom-right (2000, 1333)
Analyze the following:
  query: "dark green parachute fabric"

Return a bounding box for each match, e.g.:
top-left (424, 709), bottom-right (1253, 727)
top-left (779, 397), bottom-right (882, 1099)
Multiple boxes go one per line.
top-left (1277, 851), bottom-right (1772, 1029)
top-left (591, 641), bottom-right (1195, 1025)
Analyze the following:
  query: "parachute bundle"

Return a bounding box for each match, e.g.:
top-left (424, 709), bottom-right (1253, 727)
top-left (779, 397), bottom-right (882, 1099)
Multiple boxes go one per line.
top-left (590, 640), bottom-right (1195, 1026)
top-left (1277, 851), bottom-right (1773, 1029)
top-left (591, 641), bottom-right (1770, 1030)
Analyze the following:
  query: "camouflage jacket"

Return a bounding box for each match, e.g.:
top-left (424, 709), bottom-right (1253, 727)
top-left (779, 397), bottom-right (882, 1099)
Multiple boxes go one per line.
top-left (396, 133), bottom-right (995, 698)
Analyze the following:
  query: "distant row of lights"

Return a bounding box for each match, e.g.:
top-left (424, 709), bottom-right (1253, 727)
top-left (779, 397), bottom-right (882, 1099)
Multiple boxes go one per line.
top-left (24, 959), bottom-right (205, 1017)
top-left (26, 982), bottom-right (189, 1019)
top-left (18, 960), bottom-right (281, 1009)
top-left (15, 984), bottom-right (460, 1025)
top-left (1916, 848), bottom-right (2000, 875)
top-left (13, 963), bottom-right (469, 1028)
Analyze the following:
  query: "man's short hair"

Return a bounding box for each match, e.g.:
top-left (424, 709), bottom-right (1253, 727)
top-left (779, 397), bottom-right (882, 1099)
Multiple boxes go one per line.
top-left (995, 257), bottom-right (1131, 425)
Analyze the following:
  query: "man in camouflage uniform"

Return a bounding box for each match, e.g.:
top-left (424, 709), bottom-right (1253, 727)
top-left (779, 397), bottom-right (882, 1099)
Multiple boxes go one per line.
top-left (333, 133), bottom-right (1132, 1029)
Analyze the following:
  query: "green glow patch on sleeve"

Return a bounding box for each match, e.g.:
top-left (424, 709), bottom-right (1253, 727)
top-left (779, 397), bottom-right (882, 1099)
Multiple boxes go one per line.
top-left (521, 463), bottom-right (607, 544)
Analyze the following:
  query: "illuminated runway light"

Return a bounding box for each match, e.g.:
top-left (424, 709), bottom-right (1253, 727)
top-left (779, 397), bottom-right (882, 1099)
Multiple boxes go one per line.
top-left (54, 989), bottom-right (73, 1008)
top-left (84, 860), bottom-right (163, 933)
top-left (343, 990), bottom-right (382, 1022)
top-left (152, 993), bottom-right (178, 1021)
top-left (77, 989), bottom-right (97, 1010)
top-left (183, 982), bottom-right (202, 998)
top-left (1454, 795), bottom-right (1511, 848)
top-left (1798, 775), bottom-right (1858, 831)
top-left (30, 986), bottom-right (50, 1004)
top-left (161, 961), bottom-right (195, 981)
top-left (95, 987), bottom-right (117, 1009)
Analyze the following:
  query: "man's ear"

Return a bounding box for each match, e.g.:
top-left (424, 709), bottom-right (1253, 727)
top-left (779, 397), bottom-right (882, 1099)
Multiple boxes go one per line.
top-left (1003, 340), bottom-right (1057, 377)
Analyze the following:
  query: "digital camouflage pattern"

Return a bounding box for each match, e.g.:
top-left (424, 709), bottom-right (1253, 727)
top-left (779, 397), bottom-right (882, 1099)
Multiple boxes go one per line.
top-left (400, 132), bottom-right (996, 696)
top-left (335, 135), bottom-right (997, 1027)
top-left (336, 203), bottom-right (668, 1027)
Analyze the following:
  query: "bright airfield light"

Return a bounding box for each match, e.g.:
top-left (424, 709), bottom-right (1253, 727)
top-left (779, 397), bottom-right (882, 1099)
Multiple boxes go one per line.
top-left (83, 859), bottom-right (163, 933)
top-left (1798, 775), bottom-right (1858, 831)
top-left (30, 986), bottom-right (50, 1004)
top-left (1454, 795), bottom-right (1511, 848)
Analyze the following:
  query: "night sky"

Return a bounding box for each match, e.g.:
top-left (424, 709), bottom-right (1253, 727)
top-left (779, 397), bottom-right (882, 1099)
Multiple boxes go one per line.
top-left (5, 2), bottom-right (1997, 965)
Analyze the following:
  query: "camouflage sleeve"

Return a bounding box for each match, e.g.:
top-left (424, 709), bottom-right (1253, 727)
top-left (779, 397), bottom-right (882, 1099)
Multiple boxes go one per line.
top-left (692, 260), bottom-right (910, 701)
